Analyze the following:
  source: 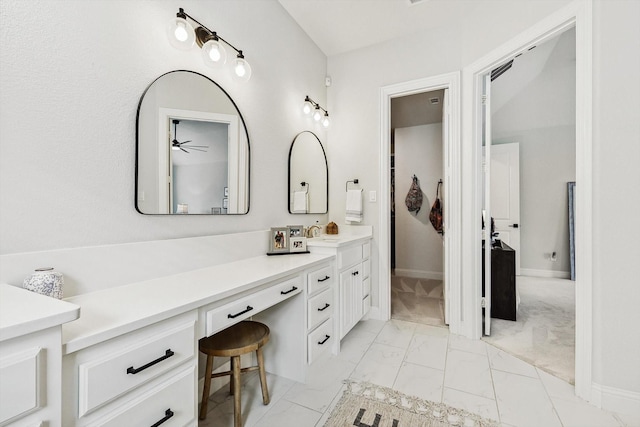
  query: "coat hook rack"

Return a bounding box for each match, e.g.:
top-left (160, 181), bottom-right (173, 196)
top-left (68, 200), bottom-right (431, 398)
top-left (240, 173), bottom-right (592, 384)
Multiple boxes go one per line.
top-left (346, 179), bottom-right (360, 192)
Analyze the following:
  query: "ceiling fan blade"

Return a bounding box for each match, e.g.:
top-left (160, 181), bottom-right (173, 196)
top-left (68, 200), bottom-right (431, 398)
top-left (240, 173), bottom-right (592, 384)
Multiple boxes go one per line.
top-left (184, 145), bottom-right (208, 148)
top-left (179, 147), bottom-right (189, 153)
top-left (176, 140), bottom-right (192, 146)
top-left (187, 147), bottom-right (208, 152)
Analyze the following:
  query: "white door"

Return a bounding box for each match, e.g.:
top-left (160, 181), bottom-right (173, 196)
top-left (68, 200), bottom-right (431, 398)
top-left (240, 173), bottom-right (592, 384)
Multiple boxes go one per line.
top-left (442, 88), bottom-right (450, 325)
top-left (482, 75), bottom-right (492, 336)
top-left (490, 142), bottom-right (521, 275)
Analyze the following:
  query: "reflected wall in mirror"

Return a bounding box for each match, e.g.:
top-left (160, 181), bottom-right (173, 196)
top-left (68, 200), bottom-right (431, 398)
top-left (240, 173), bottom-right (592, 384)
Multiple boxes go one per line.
top-left (288, 131), bottom-right (328, 214)
top-left (136, 70), bottom-right (250, 214)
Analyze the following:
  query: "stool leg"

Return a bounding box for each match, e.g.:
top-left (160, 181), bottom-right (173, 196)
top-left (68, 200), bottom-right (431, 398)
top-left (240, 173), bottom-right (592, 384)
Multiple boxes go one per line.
top-left (229, 357), bottom-right (235, 395)
top-left (199, 354), bottom-right (214, 420)
top-left (232, 355), bottom-right (242, 427)
top-left (257, 347), bottom-right (270, 405)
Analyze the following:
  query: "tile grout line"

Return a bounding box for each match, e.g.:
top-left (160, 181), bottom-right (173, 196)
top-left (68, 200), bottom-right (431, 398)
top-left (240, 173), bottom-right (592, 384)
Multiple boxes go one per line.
top-left (484, 340), bottom-right (504, 426)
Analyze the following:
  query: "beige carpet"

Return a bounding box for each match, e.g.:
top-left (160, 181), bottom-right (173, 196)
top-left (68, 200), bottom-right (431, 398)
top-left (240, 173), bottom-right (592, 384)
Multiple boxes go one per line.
top-left (483, 276), bottom-right (575, 384)
top-left (391, 276), bottom-right (446, 327)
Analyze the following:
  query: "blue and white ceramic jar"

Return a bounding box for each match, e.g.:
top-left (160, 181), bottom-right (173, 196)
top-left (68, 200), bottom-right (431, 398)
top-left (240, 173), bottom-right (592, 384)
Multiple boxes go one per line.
top-left (23, 267), bottom-right (64, 299)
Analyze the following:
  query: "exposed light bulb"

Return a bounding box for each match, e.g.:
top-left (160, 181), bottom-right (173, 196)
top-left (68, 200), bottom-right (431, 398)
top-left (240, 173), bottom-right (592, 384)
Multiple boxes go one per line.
top-left (322, 114), bottom-right (330, 128)
top-left (232, 55), bottom-right (252, 82)
top-left (167, 17), bottom-right (195, 50)
top-left (202, 39), bottom-right (227, 68)
top-left (302, 100), bottom-right (313, 115)
top-left (175, 25), bottom-right (188, 41)
top-left (313, 108), bottom-right (322, 121)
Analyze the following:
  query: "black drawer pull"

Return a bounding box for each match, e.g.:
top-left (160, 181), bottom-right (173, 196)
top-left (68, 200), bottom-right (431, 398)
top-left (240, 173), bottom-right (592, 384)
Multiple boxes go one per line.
top-left (150, 409), bottom-right (174, 427)
top-left (280, 286), bottom-right (298, 295)
top-left (318, 303), bottom-right (330, 312)
top-left (318, 334), bottom-right (331, 345)
top-left (352, 271), bottom-right (359, 276)
top-left (228, 305), bottom-right (253, 319)
top-left (127, 349), bottom-right (174, 375)
top-left (318, 276), bottom-right (330, 282)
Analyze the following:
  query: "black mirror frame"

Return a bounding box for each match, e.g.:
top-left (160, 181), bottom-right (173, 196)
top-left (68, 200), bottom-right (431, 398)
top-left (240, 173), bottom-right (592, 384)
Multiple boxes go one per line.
top-left (287, 131), bottom-right (328, 214)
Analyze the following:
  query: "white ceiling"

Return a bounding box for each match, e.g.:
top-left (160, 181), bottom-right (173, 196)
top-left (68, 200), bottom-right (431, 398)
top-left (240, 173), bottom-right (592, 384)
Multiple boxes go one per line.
top-left (278, 0), bottom-right (466, 56)
top-left (276, 0), bottom-right (570, 57)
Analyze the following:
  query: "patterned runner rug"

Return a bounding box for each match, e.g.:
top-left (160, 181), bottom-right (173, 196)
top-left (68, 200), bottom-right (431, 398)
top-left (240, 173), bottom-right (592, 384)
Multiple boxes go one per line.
top-left (324, 381), bottom-right (499, 427)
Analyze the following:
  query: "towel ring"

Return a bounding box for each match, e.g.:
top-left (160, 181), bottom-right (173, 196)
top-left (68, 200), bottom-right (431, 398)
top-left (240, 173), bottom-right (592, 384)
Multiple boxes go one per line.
top-left (346, 179), bottom-right (360, 192)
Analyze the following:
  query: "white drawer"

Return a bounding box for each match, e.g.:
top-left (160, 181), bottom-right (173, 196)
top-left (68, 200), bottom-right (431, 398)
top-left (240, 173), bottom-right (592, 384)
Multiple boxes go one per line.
top-left (77, 316), bottom-right (195, 418)
top-left (363, 294), bottom-right (371, 315)
top-left (307, 318), bottom-right (333, 364)
top-left (0, 347), bottom-right (41, 424)
top-left (307, 265), bottom-right (333, 295)
top-left (88, 365), bottom-right (196, 427)
top-left (363, 241), bottom-right (371, 259)
top-left (206, 275), bottom-right (301, 336)
top-left (338, 245), bottom-right (362, 270)
top-left (363, 276), bottom-right (371, 298)
top-left (307, 287), bottom-right (334, 331)
top-left (363, 259), bottom-right (371, 279)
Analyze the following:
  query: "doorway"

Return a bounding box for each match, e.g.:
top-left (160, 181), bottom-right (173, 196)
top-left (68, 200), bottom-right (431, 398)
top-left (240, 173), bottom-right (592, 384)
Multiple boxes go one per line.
top-left (379, 72), bottom-right (461, 335)
top-left (390, 90), bottom-right (447, 328)
top-left (463, 1), bottom-right (593, 400)
top-left (481, 27), bottom-right (577, 384)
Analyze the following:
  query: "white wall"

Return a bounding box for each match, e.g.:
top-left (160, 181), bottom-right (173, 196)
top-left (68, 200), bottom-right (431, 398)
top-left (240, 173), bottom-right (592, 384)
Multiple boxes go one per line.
top-left (394, 124), bottom-right (443, 278)
top-left (0, 0), bottom-right (329, 256)
top-left (327, 0), bottom-right (639, 406)
top-left (592, 0), bottom-right (640, 402)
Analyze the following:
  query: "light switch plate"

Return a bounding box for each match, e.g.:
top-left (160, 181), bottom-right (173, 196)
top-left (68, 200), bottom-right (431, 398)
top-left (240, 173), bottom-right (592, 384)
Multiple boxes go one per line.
top-left (369, 190), bottom-right (377, 202)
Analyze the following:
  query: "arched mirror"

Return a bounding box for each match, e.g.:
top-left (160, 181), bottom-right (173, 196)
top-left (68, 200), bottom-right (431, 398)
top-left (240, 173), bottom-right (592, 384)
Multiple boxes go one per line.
top-left (136, 70), bottom-right (250, 214)
top-left (288, 131), bottom-right (328, 214)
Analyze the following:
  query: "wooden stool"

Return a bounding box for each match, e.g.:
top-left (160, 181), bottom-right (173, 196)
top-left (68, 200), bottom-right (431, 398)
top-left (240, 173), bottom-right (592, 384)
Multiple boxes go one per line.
top-left (199, 321), bottom-right (270, 426)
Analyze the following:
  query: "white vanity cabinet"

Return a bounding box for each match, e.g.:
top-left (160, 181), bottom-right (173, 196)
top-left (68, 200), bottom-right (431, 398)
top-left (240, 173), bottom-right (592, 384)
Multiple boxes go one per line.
top-left (62, 311), bottom-right (197, 427)
top-left (306, 264), bottom-right (335, 363)
top-left (308, 235), bottom-right (372, 341)
top-left (0, 284), bottom-right (79, 427)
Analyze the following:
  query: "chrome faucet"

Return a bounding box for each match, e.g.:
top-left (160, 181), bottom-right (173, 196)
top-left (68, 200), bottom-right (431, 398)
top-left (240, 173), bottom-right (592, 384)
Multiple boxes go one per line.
top-left (306, 225), bottom-right (322, 238)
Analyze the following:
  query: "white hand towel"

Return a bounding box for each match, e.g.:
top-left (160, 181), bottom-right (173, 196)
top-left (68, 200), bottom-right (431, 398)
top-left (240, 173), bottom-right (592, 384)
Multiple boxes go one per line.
top-left (293, 191), bottom-right (308, 213)
top-left (345, 189), bottom-right (363, 222)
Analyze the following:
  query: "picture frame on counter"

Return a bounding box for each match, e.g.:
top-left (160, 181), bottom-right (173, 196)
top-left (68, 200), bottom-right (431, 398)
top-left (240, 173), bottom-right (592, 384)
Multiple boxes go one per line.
top-left (290, 236), bottom-right (307, 253)
top-left (287, 225), bottom-right (303, 238)
top-left (269, 227), bottom-right (289, 253)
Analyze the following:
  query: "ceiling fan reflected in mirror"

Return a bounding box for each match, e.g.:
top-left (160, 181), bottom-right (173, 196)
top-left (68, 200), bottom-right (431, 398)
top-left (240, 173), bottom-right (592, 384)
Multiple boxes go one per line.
top-left (171, 119), bottom-right (209, 153)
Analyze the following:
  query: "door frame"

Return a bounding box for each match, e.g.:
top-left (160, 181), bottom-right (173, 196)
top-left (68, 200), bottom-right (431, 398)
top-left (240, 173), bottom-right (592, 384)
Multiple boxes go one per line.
top-left (378, 71), bottom-right (462, 335)
top-left (461, 0), bottom-right (593, 400)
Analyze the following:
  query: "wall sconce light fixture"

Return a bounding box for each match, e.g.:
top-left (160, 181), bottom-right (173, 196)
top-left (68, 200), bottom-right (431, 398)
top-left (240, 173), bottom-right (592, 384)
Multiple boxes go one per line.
top-left (167, 8), bottom-right (252, 82)
top-left (302, 96), bottom-right (330, 128)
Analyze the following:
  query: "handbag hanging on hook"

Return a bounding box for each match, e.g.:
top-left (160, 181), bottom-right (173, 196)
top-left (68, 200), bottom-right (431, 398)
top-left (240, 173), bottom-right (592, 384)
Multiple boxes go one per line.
top-left (429, 180), bottom-right (443, 234)
top-left (405, 175), bottom-right (423, 214)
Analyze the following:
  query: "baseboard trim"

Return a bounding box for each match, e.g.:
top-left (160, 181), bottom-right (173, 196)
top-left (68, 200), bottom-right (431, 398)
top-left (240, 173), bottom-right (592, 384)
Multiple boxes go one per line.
top-left (520, 268), bottom-right (571, 279)
top-left (393, 269), bottom-right (443, 280)
top-left (592, 382), bottom-right (640, 416)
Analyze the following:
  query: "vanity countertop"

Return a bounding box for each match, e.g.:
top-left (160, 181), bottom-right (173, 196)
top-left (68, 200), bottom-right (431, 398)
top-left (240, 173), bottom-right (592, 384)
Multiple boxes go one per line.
top-left (61, 253), bottom-right (333, 355)
top-left (0, 283), bottom-right (80, 342)
top-left (306, 231), bottom-right (372, 248)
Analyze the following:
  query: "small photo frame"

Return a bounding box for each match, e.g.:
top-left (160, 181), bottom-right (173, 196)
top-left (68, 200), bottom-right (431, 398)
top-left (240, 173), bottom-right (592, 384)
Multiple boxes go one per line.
top-left (287, 225), bottom-right (303, 238)
top-left (269, 227), bottom-right (289, 253)
top-left (224, 187), bottom-right (229, 197)
top-left (223, 198), bottom-right (228, 209)
top-left (290, 236), bottom-right (307, 253)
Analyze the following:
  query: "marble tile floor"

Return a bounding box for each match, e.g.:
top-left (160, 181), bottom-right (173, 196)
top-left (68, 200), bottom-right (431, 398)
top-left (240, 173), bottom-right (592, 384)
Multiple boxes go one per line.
top-left (483, 276), bottom-right (576, 385)
top-left (199, 318), bottom-right (634, 427)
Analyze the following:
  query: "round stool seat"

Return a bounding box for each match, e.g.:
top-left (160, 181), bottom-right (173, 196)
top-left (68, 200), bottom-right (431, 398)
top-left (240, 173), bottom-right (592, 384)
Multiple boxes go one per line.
top-left (198, 321), bottom-right (271, 425)
top-left (199, 321), bottom-right (270, 357)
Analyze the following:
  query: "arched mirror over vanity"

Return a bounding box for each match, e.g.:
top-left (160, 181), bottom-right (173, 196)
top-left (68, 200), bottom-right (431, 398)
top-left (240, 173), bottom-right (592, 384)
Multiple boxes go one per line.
top-left (288, 131), bottom-right (328, 214)
top-left (136, 70), bottom-right (250, 215)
